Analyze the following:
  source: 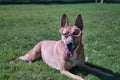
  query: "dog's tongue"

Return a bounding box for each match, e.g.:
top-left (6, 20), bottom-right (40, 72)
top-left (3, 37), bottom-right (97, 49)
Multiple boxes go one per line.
top-left (66, 49), bottom-right (73, 57)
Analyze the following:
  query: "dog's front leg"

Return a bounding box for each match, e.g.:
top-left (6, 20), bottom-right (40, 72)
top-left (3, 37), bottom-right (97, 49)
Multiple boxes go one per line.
top-left (58, 60), bottom-right (84, 80)
top-left (60, 69), bottom-right (84, 80)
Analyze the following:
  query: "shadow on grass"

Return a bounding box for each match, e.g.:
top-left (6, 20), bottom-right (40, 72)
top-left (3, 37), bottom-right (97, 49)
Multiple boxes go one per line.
top-left (70, 62), bottom-right (120, 80)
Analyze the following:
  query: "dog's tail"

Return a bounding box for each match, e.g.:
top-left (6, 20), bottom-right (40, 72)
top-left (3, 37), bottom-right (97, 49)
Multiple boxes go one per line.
top-left (83, 64), bottom-right (115, 78)
top-left (84, 57), bottom-right (115, 78)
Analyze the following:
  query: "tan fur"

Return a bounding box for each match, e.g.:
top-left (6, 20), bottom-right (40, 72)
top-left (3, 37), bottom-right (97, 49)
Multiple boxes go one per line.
top-left (11, 14), bottom-right (113, 80)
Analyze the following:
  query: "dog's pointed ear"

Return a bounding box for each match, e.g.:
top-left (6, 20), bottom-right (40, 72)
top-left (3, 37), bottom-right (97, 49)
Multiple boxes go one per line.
top-left (75, 14), bottom-right (83, 30)
top-left (60, 14), bottom-right (69, 28)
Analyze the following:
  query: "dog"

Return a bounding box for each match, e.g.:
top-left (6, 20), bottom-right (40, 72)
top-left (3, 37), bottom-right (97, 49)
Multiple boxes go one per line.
top-left (11, 14), bottom-right (114, 80)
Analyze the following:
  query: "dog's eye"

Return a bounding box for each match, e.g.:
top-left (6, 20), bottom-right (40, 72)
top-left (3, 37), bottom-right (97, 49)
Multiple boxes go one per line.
top-left (73, 32), bottom-right (79, 35)
top-left (72, 29), bottom-right (81, 36)
top-left (63, 33), bottom-right (69, 37)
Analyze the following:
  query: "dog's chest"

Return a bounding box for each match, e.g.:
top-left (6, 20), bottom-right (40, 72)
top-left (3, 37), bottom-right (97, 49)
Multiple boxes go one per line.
top-left (66, 53), bottom-right (82, 68)
top-left (71, 53), bottom-right (77, 66)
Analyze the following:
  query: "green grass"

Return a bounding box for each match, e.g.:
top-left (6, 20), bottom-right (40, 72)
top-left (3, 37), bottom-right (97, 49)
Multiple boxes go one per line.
top-left (0, 3), bottom-right (120, 80)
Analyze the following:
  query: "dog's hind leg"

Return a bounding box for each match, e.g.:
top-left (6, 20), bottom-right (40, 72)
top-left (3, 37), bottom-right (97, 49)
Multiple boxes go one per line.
top-left (11, 42), bottom-right (42, 63)
top-left (10, 55), bottom-right (32, 63)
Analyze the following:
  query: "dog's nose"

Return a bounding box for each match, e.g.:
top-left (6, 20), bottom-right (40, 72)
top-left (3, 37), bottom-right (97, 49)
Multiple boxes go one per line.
top-left (66, 36), bottom-right (74, 50)
top-left (66, 41), bottom-right (73, 49)
top-left (67, 42), bottom-right (72, 47)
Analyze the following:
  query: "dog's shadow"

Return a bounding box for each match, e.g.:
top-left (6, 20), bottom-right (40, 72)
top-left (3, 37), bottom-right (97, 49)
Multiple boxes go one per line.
top-left (70, 62), bottom-right (120, 80)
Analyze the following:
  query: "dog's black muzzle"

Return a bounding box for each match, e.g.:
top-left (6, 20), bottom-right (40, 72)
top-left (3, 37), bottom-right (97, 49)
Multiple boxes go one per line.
top-left (66, 41), bottom-right (74, 50)
top-left (65, 36), bottom-right (75, 50)
top-left (64, 36), bottom-right (76, 57)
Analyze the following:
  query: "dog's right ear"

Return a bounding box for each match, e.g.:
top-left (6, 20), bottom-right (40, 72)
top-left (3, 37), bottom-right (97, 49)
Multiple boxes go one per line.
top-left (75, 14), bottom-right (83, 31)
top-left (60, 14), bottom-right (69, 28)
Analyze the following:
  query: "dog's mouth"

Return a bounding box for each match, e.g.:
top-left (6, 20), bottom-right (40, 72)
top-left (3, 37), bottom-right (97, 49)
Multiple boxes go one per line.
top-left (65, 48), bottom-right (74, 58)
top-left (64, 41), bottom-right (75, 58)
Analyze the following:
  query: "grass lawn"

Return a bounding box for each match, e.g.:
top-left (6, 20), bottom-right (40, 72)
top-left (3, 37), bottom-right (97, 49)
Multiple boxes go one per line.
top-left (0, 3), bottom-right (120, 80)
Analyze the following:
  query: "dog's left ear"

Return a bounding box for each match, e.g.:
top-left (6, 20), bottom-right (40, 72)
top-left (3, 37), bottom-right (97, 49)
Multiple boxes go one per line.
top-left (60, 14), bottom-right (69, 28)
top-left (75, 14), bottom-right (83, 30)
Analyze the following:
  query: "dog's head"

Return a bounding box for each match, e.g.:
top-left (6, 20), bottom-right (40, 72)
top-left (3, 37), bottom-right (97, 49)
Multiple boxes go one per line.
top-left (60, 14), bottom-right (83, 57)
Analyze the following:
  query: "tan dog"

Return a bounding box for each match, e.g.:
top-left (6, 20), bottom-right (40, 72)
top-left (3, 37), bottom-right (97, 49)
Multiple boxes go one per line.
top-left (11, 14), bottom-right (113, 80)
